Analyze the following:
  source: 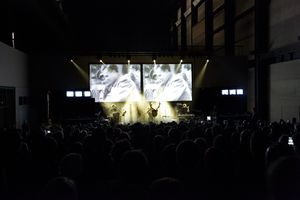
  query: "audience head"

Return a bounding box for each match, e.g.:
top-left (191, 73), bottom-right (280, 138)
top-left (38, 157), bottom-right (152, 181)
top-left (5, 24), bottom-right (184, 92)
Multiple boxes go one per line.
top-left (292, 133), bottom-right (300, 155)
top-left (120, 149), bottom-right (149, 184)
top-left (41, 176), bottom-right (78, 200)
top-left (267, 156), bottom-right (300, 200)
top-left (150, 177), bottom-right (182, 200)
top-left (60, 153), bottom-right (83, 180)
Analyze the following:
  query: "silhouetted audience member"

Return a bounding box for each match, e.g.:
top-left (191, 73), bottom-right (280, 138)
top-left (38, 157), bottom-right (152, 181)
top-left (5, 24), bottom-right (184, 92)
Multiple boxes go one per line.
top-left (149, 177), bottom-right (183, 200)
top-left (41, 176), bottom-right (78, 200)
top-left (59, 153), bottom-right (83, 181)
top-left (3, 115), bottom-right (300, 200)
top-left (292, 132), bottom-right (300, 155)
top-left (119, 150), bottom-right (149, 185)
top-left (160, 144), bottom-right (177, 178)
top-left (267, 156), bottom-right (300, 200)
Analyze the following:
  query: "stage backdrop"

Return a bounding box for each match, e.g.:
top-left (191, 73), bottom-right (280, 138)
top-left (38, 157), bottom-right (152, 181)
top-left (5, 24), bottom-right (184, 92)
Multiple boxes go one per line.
top-left (90, 63), bottom-right (192, 102)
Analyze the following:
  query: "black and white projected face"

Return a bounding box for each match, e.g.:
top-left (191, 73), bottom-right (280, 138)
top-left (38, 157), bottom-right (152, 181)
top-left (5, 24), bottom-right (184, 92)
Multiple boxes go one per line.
top-left (143, 64), bottom-right (192, 101)
top-left (90, 64), bottom-right (141, 102)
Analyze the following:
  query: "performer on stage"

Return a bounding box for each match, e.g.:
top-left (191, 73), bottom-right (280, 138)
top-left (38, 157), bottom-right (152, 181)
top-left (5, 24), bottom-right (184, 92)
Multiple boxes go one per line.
top-left (147, 102), bottom-right (160, 122)
top-left (181, 103), bottom-right (190, 114)
top-left (110, 104), bottom-right (126, 124)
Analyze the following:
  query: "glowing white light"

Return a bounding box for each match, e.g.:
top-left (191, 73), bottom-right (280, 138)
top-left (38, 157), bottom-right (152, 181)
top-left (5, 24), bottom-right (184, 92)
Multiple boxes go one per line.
top-left (222, 89), bottom-right (229, 95)
top-left (84, 91), bottom-right (91, 97)
top-left (66, 91), bottom-right (74, 97)
top-left (229, 89), bottom-right (236, 95)
top-left (237, 89), bottom-right (244, 95)
top-left (288, 137), bottom-right (294, 145)
top-left (75, 91), bottom-right (83, 97)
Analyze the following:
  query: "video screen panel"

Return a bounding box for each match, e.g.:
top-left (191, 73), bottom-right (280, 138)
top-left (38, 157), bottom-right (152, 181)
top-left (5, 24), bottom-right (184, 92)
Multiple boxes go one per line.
top-left (90, 64), bottom-right (141, 102)
top-left (143, 64), bottom-right (192, 101)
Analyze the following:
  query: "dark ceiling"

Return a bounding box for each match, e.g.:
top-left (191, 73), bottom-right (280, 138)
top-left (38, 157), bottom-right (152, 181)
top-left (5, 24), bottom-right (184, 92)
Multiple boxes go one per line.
top-left (0, 0), bottom-right (178, 54)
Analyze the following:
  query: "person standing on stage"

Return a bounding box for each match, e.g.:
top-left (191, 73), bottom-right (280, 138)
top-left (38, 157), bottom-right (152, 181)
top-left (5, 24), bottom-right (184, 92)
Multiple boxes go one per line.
top-left (111, 104), bottom-right (121, 123)
top-left (147, 102), bottom-right (160, 122)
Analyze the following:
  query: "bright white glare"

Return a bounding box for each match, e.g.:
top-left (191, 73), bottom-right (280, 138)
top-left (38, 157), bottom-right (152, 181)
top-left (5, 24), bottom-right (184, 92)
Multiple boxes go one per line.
top-left (237, 89), bottom-right (244, 95)
top-left (229, 89), bottom-right (236, 95)
top-left (75, 91), bottom-right (83, 97)
top-left (84, 91), bottom-right (91, 97)
top-left (222, 89), bottom-right (229, 95)
top-left (66, 91), bottom-right (74, 97)
top-left (288, 137), bottom-right (294, 145)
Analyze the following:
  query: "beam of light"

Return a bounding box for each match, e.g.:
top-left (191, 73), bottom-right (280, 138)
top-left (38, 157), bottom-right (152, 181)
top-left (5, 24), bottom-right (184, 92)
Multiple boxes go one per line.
top-left (153, 59), bottom-right (156, 65)
top-left (70, 59), bottom-right (89, 83)
top-left (123, 94), bottom-right (149, 124)
top-left (179, 59), bottom-right (183, 64)
top-left (154, 101), bottom-right (178, 123)
top-left (99, 59), bottom-right (105, 64)
top-left (195, 59), bottom-right (209, 87)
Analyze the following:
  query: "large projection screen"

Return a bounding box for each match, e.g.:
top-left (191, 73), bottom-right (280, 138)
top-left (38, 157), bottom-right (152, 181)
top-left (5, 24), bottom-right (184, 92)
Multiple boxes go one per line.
top-left (143, 64), bottom-right (192, 101)
top-left (90, 64), bottom-right (141, 102)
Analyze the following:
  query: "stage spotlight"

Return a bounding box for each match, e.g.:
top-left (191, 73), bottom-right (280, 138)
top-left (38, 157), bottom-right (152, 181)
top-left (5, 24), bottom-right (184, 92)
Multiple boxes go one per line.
top-left (66, 91), bottom-right (74, 97)
top-left (229, 89), bottom-right (236, 95)
top-left (12, 32), bottom-right (15, 48)
top-left (179, 59), bottom-right (183, 64)
top-left (206, 59), bottom-right (209, 63)
top-left (152, 55), bottom-right (157, 63)
top-left (84, 91), bottom-right (91, 97)
top-left (126, 55), bottom-right (131, 64)
top-left (237, 89), bottom-right (244, 95)
top-left (97, 55), bottom-right (105, 64)
top-left (222, 89), bottom-right (229, 95)
top-left (75, 91), bottom-right (83, 97)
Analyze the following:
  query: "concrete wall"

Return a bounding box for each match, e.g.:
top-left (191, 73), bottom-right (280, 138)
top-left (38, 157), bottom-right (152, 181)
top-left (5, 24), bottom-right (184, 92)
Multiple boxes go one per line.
top-left (269, 0), bottom-right (300, 50)
top-left (247, 67), bottom-right (255, 112)
top-left (0, 42), bottom-right (29, 128)
top-left (270, 59), bottom-right (300, 122)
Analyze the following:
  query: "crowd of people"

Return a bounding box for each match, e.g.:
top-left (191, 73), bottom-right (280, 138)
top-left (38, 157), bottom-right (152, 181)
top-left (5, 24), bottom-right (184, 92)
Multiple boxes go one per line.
top-left (1, 116), bottom-right (300, 200)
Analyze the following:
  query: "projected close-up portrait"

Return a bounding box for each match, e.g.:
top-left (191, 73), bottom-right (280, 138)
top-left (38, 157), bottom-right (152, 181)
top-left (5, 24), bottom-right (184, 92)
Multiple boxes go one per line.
top-left (90, 64), bottom-right (141, 102)
top-left (143, 64), bottom-right (192, 101)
